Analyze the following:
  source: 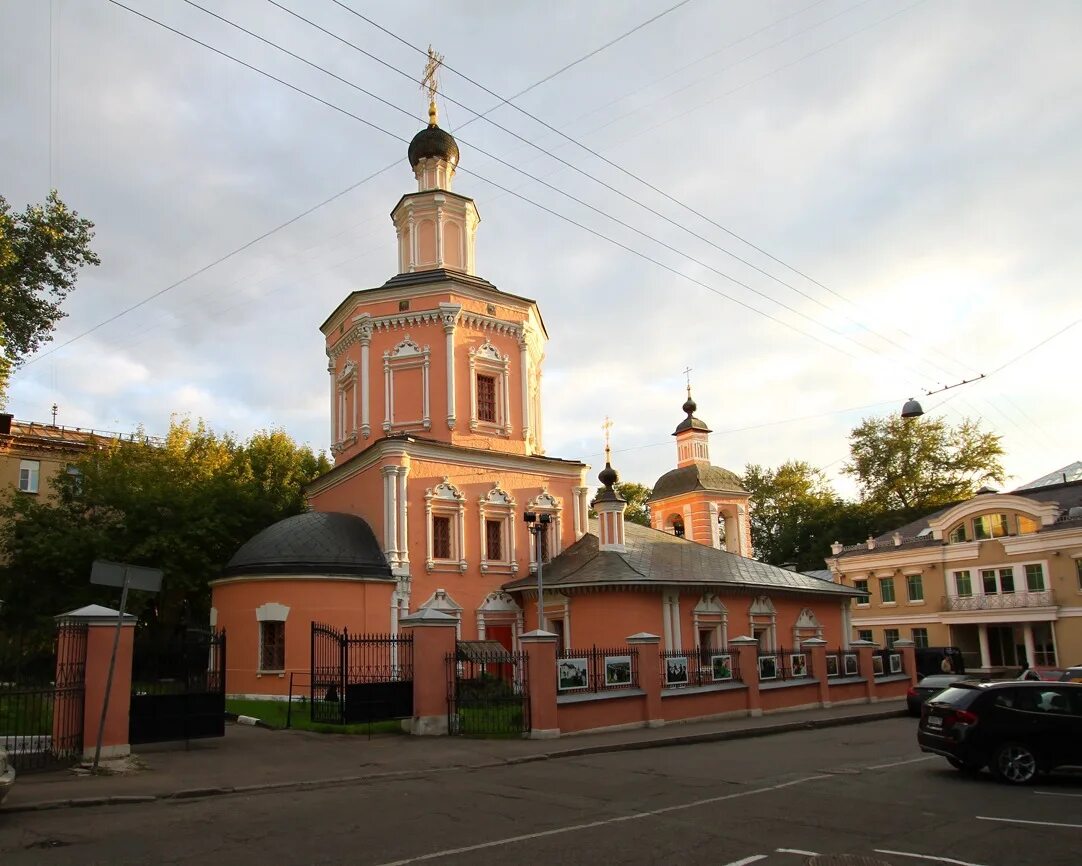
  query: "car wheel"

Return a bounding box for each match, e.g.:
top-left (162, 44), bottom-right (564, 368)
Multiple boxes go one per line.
top-left (947, 757), bottom-right (981, 774)
top-left (992, 742), bottom-right (1039, 785)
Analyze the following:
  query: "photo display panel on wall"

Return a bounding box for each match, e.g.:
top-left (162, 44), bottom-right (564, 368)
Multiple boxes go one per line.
top-left (825, 655), bottom-right (840, 677)
top-left (665, 656), bottom-right (689, 686)
top-left (843, 653), bottom-right (859, 676)
top-left (711, 654), bottom-right (733, 682)
top-left (758, 655), bottom-right (778, 681)
top-left (790, 653), bottom-right (808, 678)
top-left (604, 655), bottom-right (632, 686)
top-left (558, 657), bottom-right (588, 691)
top-left (889, 653), bottom-right (902, 674)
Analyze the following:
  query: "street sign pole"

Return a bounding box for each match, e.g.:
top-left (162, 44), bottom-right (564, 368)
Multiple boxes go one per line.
top-left (92, 569), bottom-right (130, 772)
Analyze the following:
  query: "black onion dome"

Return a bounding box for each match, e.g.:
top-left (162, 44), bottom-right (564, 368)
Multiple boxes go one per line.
top-left (674, 389), bottom-right (711, 435)
top-left (682, 396), bottom-right (697, 415)
top-left (223, 511), bottom-right (393, 579)
top-left (598, 462), bottom-right (619, 488)
top-left (407, 124), bottom-right (460, 169)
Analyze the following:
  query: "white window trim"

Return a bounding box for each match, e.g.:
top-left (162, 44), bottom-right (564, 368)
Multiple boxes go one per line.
top-left (905, 573), bottom-right (925, 604)
top-left (878, 576), bottom-right (897, 605)
top-left (468, 340), bottom-right (511, 435)
top-left (792, 607), bottom-right (824, 646)
top-left (693, 593), bottom-right (729, 650)
top-left (383, 335), bottom-right (431, 433)
top-left (425, 478), bottom-right (467, 573)
top-left (18, 459), bottom-right (40, 494)
top-left (749, 595), bottom-right (777, 652)
top-left (853, 578), bottom-right (870, 608)
top-left (526, 490), bottom-right (562, 572)
top-left (478, 484), bottom-right (517, 574)
top-left (256, 603), bottom-right (289, 673)
top-left (949, 559), bottom-right (1050, 600)
top-left (477, 591), bottom-right (525, 649)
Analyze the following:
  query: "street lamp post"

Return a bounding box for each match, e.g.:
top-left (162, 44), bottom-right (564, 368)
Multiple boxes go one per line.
top-left (523, 511), bottom-right (551, 632)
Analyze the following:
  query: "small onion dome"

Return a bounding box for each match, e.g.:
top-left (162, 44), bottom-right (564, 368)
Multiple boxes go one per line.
top-left (598, 461), bottom-right (619, 489)
top-left (673, 388), bottom-right (712, 435)
top-left (682, 395), bottom-right (697, 415)
top-left (901, 397), bottom-right (924, 419)
top-left (593, 461), bottom-right (626, 505)
top-left (407, 123), bottom-right (460, 169)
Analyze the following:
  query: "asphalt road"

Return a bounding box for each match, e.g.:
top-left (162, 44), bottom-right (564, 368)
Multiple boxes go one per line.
top-left (2, 718), bottom-right (1080, 866)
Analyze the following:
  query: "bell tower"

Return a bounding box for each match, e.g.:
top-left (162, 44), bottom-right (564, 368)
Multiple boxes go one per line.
top-left (391, 47), bottom-right (479, 275)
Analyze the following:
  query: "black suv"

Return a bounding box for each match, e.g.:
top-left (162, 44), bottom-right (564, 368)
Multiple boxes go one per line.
top-left (917, 680), bottom-right (1082, 784)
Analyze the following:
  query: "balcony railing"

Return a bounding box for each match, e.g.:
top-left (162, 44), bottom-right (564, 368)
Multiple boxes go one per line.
top-left (944, 590), bottom-right (1053, 611)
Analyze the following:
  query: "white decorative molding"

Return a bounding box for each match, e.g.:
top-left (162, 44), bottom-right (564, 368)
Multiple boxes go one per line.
top-left (383, 334), bottom-right (431, 433)
top-left (526, 489), bottom-right (563, 570)
top-left (927, 495), bottom-right (1062, 539)
top-left (255, 602), bottom-right (290, 622)
top-left (468, 340), bottom-right (512, 435)
top-left (479, 483), bottom-right (518, 574)
top-left (424, 477), bottom-right (468, 573)
top-left (693, 593), bottom-right (728, 651)
top-left (438, 303), bottom-right (461, 430)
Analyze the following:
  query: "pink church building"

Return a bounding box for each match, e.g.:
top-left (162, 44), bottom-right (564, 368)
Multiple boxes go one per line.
top-left (210, 106), bottom-right (859, 698)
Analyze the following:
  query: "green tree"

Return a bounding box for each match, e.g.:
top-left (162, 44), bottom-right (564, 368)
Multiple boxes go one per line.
top-left (843, 415), bottom-right (1005, 515)
top-left (616, 481), bottom-right (652, 526)
top-left (743, 461), bottom-right (870, 570)
top-left (0, 191), bottom-right (100, 405)
top-left (0, 418), bottom-right (329, 633)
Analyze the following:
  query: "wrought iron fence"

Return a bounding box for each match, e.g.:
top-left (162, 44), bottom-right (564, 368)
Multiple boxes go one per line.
top-left (824, 649), bottom-right (860, 678)
top-left (129, 628), bottom-right (226, 744)
top-left (660, 647), bottom-right (740, 688)
top-left (556, 646), bottom-right (638, 693)
top-left (755, 647), bottom-right (814, 683)
top-left (310, 624), bottom-right (413, 725)
top-left (0, 621), bottom-right (87, 772)
top-left (448, 646), bottom-right (529, 736)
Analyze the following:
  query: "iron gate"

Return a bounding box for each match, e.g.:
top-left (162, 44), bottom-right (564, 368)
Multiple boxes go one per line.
top-left (447, 643), bottom-right (530, 737)
top-left (129, 629), bottom-right (226, 744)
top-left (0, 621), bottom-right (87, 772)
top-left (310, 624), bottom-right (413, 725)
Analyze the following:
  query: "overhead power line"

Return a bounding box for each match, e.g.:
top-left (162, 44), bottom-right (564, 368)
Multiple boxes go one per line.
top-left (22, 0), bottom-right (694, 367)
top-left (332, 0), bottom-right (968, 382)
top-left (264, 0), bottom-right (954, 385)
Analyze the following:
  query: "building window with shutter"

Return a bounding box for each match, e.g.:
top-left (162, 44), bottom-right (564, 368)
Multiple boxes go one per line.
top-left (476, 375), bottom-right (497, 423)
top-left (485, 519), bottom-right (502, 561)
top-left (260, 621), bottom-right (285, 671)
top-left (432, 515), bottom-right (452, 560)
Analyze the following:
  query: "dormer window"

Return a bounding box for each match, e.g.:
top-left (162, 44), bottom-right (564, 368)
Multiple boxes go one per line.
top-left (973, 513), bottom-right (1009, 540)
top-left (948, 524), bottom-right (968, 544)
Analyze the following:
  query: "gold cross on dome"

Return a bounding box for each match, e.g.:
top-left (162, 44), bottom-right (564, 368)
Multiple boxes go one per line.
top-left (422, 45), bottom-right (444, 125)
top-left (602, 416), bottom-right (613, 462)
top-left (683, 366), bottom-right (693, 396)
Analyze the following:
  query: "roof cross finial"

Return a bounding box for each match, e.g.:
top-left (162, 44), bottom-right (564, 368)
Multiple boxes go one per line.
top-left (422, 45), bottom-right (444, 126)
top-left (602, 416), bottom-right (613, 463)
top-left (682, 366), bottom-right (693, 398)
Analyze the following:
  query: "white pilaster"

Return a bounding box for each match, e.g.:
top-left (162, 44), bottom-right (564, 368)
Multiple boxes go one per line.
top-left (327, 360), bottom-right (335, 447)
top-left (1023, 623), bottom-right (1036, 668)
top-left (519, 330), bottom-right (530, 443)
top-left (397, 465), bottom-right (410, 569)
top-left (382, 465), bottom-right (399, 568)
top-left (358, 317), bottom-right (372, 438)
top-left (439, 304), bottom-right (459, 430)
top-left (683, 505), bottom-right (694, 542)
top-left (978, 623), bottom-right (991, 669)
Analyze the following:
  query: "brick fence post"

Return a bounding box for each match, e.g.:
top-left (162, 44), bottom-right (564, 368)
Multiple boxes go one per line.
top-left (850, 639), bottom-right (879, 704)
top-left (729, 636), bottom-right (761, 718)
top-left (893, 639), bottom-right (918, 686)
top-left (59, 604), bottom-right (137, 761)
top-left (519, 630), bottom-right (560, 739)
top-left (627, 632), bottom-right (663, 728)
top-left (801, 637), bottom-right (831, 708)
top-left (400, 608), bottom-right (458, 736)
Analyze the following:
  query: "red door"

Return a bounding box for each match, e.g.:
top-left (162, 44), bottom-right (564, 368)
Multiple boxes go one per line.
top-left (486, 626), bottom-right (514, 681)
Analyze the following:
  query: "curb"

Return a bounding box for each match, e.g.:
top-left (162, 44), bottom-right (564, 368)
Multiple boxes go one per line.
top-left (1, 709), bottom-right (906, 814)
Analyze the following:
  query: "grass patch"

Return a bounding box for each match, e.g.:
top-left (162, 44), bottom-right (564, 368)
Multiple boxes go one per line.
top-left (226, 699), bottom-right (404, 735)
top-left (0, 693), bottom-right (54, 736)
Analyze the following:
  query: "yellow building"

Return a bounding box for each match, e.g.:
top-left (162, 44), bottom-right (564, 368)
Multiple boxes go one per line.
top-left (826, 464), bottom-right (1082, 674)
top-left (0, 412), bottom-right (136, 501)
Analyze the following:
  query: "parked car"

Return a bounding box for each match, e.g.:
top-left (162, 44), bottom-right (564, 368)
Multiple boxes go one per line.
top-left (1058, 666), bottom-right (1082, 683)
top-left (0, 745), bottom-right (14, 806)
top-left (917, 680), bottom-right (1082, 784)
top-left (906, 674), bottom-right (971, 716)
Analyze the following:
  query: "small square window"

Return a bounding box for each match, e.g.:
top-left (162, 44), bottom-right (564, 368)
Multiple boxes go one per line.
top-left (260, 621), bottom-right (285, 671)
top-left (906, 574), bottom-right (924, 602)
top-left (853, 579), bottom-right (869, 606)
top-left (485, 519), bottom-right (502, 561)
top-left (399, 300), bottom-right (410, 311)
top-left (857, 630), bottom-right (873, 643)
top-left (912, 628), bottom-right (929, 648)
top-left (879, 577), bottom-right (895, 604)
top-left (884, 629), bottom-right (900, 648)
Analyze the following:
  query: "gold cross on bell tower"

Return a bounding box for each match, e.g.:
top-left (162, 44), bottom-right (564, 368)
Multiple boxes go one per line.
top-left (422, 45), bottom-right (444, 126)
top-left (602, 416), bottom-right (613, 463)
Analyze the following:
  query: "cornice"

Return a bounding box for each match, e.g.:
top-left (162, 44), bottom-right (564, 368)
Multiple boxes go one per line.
top-left (306, 436), bottom-right (587, 498)
top-left (1001, 528), bottom-right (1082, 554)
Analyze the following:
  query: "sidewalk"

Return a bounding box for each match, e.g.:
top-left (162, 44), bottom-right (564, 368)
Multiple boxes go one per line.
top-left (2, 701), bottom-right (906, 814)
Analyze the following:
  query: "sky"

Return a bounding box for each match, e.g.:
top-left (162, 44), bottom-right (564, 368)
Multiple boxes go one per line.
top-left (2, 0), bottom-right (1079, 511)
